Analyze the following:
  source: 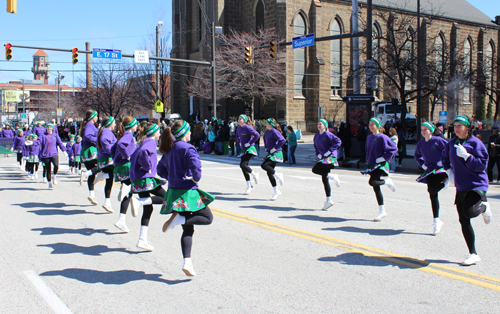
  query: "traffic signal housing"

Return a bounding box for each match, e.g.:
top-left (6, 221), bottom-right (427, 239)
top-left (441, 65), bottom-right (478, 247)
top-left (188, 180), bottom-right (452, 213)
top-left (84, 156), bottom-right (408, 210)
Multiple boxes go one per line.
top-left (5, 43), bottom-right (12, 61)
top-left (72, 47), bottom-right (79, 65)
top-left (245, 46), bottom-right (253, 64)
top-left (7, 0), bottom-right (17, 13)
top-left (270, 40), bottom-right (278, 59)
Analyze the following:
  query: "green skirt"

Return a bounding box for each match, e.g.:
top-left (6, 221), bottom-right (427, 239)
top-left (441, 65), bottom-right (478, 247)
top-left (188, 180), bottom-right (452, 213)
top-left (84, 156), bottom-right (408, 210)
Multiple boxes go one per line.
top-left (416, 168), bottom-right (447, 183)
top-left (74, 155), bottom-right (81, 163)
top-left (131, 177), bottom-right (162, 193)
top-left (97, 156), bottom-right (113, 169)
top-left (81, 146), bottom-right (97, 162)
top-left (113, 162), bottom-right (131, 182)
top-left (265, 151), bottom-right (284, 163)
top-left (361, 161), bottom-right (390, 176)
top-left (160, 188), bottom-right (215, 214)
top-left (318, 155), bottom-right (339, 166)
top-left (236, 145), bottom-right (258, 157)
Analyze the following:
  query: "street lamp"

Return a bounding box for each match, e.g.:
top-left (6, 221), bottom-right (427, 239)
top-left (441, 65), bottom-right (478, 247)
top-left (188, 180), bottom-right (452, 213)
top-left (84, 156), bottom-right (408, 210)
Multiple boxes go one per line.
top-left (57, 71), bottom-right (65, 124)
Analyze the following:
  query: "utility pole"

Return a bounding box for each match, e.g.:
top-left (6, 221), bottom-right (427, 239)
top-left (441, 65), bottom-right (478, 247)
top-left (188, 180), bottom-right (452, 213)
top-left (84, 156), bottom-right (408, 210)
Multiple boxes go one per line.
top-left (211, 13), bottom-right (217, 119)
top-left (156, 22), bottom-right (162, 125)
top-left (352, 0), bottom-right (360, 94)
top-left (366, 0), bottom-right (373, 96)
top-left (416, 0), bottom-right (422, 140)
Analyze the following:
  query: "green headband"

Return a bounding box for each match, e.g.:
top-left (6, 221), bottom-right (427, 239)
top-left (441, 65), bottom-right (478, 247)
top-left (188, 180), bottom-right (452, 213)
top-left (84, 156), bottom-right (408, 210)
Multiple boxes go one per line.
top-left (69, 134), bottom-right (75, 138)
top-left (454, 115), bottom-right (470, 128)
top-left (239, 114), bottom-right (248, 123)
top-left (319, 119), bottom-right (328, 130)
top-left (267, 118), bottom-right (276, 127)
top-left (104, 117), bottom-right (115, 128)
top-left (145, 124), bottom-right (160, 137)
top-left (422, 122), bottom-right (435, 133)
top-left (87, 110), bottom-right (98, 121)
top-left (370, 117), bottom-right (382, 128)
top-left (16, 129), bottom-right (23, 134)
top-left (46, 123), bottom-right (54, 128)
top-left (76, 135), bottom-right (82, 140)
top-left (123, 118), bottom-right (138, 130)
top-left (70, 140), bottom-right (75, 143)
top-left (30, 134), bottom-right (38, 139)
top-left (172, 121), bottom-right (191, 139)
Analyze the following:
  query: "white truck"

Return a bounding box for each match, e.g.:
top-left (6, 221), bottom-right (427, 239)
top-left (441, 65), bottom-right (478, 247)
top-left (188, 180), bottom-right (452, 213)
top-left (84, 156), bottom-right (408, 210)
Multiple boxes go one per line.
top-left (375, 101), bottom-right (417, 141)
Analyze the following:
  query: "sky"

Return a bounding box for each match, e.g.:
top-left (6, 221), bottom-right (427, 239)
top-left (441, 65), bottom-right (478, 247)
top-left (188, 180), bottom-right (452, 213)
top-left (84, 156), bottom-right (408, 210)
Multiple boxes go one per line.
top-left (0, 0), bottom-right (498, 88)
top-left (0, 0), bottom-right (173, 86)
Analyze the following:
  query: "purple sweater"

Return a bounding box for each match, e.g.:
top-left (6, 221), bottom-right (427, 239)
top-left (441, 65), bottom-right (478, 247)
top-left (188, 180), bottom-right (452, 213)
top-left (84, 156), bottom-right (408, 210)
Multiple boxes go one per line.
top-left (1, 129), bottom-right (14, 138)
top-left (12, 136), bottom-right (25, 150)
top-left (36, 133), bottom-right (66, 159)
top-left (236, 124), bottom-right (260, 147)
top-left (314, 131), bottom-right (342, 157)
top-left (157, 140), bottom-right (202, 190)
top-left (112, 131), bottom-right (137, 166)
top-left (264, 128), bottom-right (286, 153)
top-left (129, 138), bottom-right (158, 181)
top-left (441, 136), bottom-right (489, 192)
top-left (365, 133), bottom-right (398, 164)
top-left (27, 140), bottom-right (41, 157)
top-left (66, 142), bottom-right (74, 158)
top-left (72, 142), bottom-right (82, 157)
top-left (33, 126), bottom-right (45, 138)
top-left (82, 122), bottom-right (98, 148)
top-left (414, 136), bottom-right (448, 171)
top-left (97, 128), bottom-right (117, 159)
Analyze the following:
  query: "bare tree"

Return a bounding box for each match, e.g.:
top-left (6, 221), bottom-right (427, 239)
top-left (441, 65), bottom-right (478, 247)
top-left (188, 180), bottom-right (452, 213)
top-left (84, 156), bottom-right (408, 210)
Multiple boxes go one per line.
top-left (186, 28), bottom-right (286, 120)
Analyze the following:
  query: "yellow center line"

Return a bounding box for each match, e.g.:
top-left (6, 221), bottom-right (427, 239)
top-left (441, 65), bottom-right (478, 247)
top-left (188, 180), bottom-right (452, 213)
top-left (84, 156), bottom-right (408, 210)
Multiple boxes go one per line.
top-left (212, 207), bottom-right (500, 292)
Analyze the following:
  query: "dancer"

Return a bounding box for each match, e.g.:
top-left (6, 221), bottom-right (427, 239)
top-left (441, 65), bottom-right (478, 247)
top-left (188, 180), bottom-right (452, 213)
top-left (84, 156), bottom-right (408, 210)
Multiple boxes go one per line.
top-left (129, 123), bottom-right (165, 251)
top-left (261, 118), bottom-right (286, 200)
top-left (312, 119), bottom-right (342, 210)
top-left (441, 115), bottom-right (492, 266)
top-left (25, 134), bottom-right (41, 180)
top-left (236, 114), bottom-right (260, 194)
top-left (12, 129), bottom-right (25, 170)
top-left (36, 123), bottom-right (66, 190)
top-left (66, 134), bottom-right (75, 174)
top-left (361, 117), bottom-right (398, 221)
top-left (72, 135), bottom-right (82, 174)
top-left (96, 117), bottom-right (117, 213)
top-left (112, 116), bottom-right (139, 233)
top-left (414, 122), bottom-right (449, 235)
top-left (80, 110), bottom-right (104, 204)
top-left (158, 120), bottom-right (214, 276)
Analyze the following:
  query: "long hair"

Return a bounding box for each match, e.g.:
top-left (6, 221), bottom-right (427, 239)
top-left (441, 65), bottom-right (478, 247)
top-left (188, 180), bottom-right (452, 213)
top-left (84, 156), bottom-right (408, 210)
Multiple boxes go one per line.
top-left (137, 122), bottom-right (156, 143)
top-left (79, 109), bottom-right (95, 137)
top-left (159, 120), bottom-right (185, 155)
top-left (97, 117), bottom-right (112, 150)
top-left (117, 116), bottom-right (134, 140)
top-left (240, 114), bottom-right (253, 127)
top-left (389, 127), bottom-right (398, 138)
top-left (287, 125), bottom-right (294, 133)
top-left (268, 118), bottom-right (282, 133)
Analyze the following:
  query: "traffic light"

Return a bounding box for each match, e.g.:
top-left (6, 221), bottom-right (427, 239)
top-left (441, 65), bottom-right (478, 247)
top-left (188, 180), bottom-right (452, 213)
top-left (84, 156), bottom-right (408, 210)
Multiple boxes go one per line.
top-left (270, 40), bottom-right (278, 59)
top-left (5, 43), bottom-right (12, 61)
top-left (72, 47), bottom-right (79, 64)
top-left (6, 0), bottom-right (17, 13)
top-left (245, 46), bottom-right (253, 64)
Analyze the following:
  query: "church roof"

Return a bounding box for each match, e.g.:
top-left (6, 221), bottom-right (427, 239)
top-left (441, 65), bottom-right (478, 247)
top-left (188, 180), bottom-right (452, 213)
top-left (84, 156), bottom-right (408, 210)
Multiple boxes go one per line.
top-left (33, 49), bottom-right (48, 56)
top-left (359, 0), bottom-right (498, 27)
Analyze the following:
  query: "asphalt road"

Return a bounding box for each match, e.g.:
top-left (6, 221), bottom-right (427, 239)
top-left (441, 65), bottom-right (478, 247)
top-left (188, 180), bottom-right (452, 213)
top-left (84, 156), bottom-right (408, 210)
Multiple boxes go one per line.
top-left (1, 150), bottom-right (499, 313)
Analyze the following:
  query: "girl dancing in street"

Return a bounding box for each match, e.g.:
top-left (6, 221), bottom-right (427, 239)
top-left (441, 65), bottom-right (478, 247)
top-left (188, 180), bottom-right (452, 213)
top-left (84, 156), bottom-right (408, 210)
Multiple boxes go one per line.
top-left (236, 114), bottom-right (260, 194)
top-left (261, 118), bottom-right (286, 200)
top-left (96, 117), bottom-right (117, 213)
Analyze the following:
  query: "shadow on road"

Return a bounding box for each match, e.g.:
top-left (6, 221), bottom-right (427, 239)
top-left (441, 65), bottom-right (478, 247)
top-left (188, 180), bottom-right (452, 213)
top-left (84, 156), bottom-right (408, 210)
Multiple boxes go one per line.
top-left (32, 227), bottom-right (114, 236)
top-left (322, 226), bottom-right (430, 236)
top-left (0, 187), bottom-right (39, 191)
top-left (318, 252), bottom-right (457, 268)
top-left (280, 214), bottom-right (369, 223)
top-left (38, 243), bottom-right (141, 256)
top-left (239, 204), bottom-right (301, 212)
top-left (27, 209), bottom-right (91, 215)
top-left (40, 268), bottom-right (191, 285)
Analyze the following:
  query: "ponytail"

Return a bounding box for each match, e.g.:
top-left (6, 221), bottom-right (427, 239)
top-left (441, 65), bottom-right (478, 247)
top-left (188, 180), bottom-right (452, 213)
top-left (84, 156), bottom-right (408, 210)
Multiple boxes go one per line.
top-left (159, 120), bottom-right (185, 154)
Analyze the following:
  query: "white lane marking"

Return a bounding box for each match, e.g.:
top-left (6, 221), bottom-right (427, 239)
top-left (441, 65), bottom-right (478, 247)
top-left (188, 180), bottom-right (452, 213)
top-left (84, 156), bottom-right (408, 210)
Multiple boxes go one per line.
top-left (24, 270), bottom-right (73, 314)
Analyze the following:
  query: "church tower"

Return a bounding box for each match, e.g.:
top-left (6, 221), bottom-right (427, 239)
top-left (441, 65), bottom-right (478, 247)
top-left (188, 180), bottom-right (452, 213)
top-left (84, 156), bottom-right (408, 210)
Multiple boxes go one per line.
top-left (32, 49), bottom-right (50, 84)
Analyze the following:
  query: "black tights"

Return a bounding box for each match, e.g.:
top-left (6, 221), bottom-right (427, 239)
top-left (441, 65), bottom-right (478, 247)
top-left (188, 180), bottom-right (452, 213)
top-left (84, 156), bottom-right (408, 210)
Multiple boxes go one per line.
top-left (27, 162), bottom-right (39, 173)
top-left (120, 179), bottom-right (132, 215)
top-left (138, 186), bottom-right (166, 226)
top-left (261, 158), bottom-right (277, 187)
top-left (179, 206), bottom-right (214, 258)
top-left (455, 191), bottom-right (487, 254)
top-left (101, 165), bottom-right (114, 198)
top-left (427, 173), bottom-right (448, 218)
top-left (17, 152), bottom-right (23, 165)
top-left (42, 156), bottom-right (59, 182)
top-left (84, 160), bottom-right (98, 191)
top-left (312, 163), bottom-right (335, 197)
top-left (240, 153), bottom-right (253, 181)
top-left (369, 169), bottom-right (386, 205)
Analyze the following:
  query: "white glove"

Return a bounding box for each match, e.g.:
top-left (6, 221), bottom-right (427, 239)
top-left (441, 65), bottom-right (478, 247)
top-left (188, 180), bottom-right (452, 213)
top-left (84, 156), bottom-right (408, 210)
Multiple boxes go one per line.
top-left (244, 143), bottom-right (250, 148)
top-left (323, 151), bottom-right (331, 157)
top-left (454, 144), bottom-right (471, 160)
top-left (437, 161), bottom-right (443, 167)
top-left (446, 168), bottom-right (455, 186)
top-left (376, 157), bottom-right (385, 163)
top-left (270, 148), bottom-right (276, 154)
top-left (64, 152), bottom-right (68, 158)
top-left (422, 165), bottom-right (428, 170)
top-left (25, 140), bottom-right (33, 146)
top-left (317, 154), bottom-right (322, 159)
top-left (10, 147), bottom-right (13, 152)
top-left (184, 176), bottom-right (198, 183)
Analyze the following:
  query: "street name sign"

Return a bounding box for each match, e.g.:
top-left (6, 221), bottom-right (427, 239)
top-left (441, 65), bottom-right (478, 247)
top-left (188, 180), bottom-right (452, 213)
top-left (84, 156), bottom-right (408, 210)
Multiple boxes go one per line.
top-left (293, 34), bottom-right (315, 49)
top-left (93, 48), bottom-right (122, 60)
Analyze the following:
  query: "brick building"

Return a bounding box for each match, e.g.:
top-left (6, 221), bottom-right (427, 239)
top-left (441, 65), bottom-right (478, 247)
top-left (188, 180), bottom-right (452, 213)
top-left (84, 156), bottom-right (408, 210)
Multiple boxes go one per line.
top-left (172, 0), bottom-right (500, 131)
